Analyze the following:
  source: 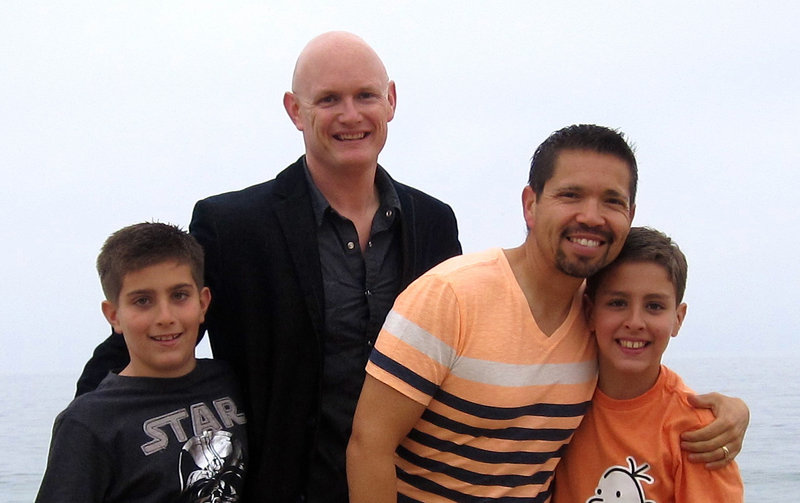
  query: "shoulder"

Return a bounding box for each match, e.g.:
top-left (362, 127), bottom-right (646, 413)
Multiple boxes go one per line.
top-left (391, 177), bottom-right (454, 215)
top-left (423, 248), bottom-right (507, 286)
top-left (660, 365), bottom-right (716, 426)
top-left (193, 157), bottom-right (306, 214)
top-left (51, 384), bottom-right (119, 438)
top-left (378, 165), bottom-right (454, 216)
top-left (398, 249), bottom-right (508, 303)
top-left (190, 158), bottom-right (310, 242)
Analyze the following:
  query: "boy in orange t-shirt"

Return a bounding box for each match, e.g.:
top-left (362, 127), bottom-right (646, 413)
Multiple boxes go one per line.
top-left (554, 227), bottom-right (743, 502)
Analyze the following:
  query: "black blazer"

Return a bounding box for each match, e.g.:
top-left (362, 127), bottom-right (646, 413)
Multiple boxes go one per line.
top-left (77, 157), bottom-right (461, 501)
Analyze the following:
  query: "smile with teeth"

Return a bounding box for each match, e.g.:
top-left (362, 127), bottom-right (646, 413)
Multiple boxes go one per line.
top-left (335, 132), bottom-right (368, 140)
top-left (568, 237), bottom-right (602, 248)
top-left (151, 333), bottom-right (181, 342)
top-left (618, 339), bottom-right (647, 349)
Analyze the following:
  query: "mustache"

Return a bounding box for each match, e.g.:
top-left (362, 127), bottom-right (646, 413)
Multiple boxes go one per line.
top-left (561, 224), bottom-right (614, 243)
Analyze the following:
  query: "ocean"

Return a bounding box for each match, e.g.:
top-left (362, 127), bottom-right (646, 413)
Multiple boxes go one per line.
top-left (3, 355), bottom-right (798, 501)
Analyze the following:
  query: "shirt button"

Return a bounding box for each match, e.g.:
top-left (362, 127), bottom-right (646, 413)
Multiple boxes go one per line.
top-left (385, 209), bottom-right (393, 218)
top-left (367, 340), bottom-right (374, 347)
top-left (367, 240), bottom-right (373, 248)
top-left (365, 290), bottom-right (372, 297)
top-left (346, 241), bottom-right (356, 250)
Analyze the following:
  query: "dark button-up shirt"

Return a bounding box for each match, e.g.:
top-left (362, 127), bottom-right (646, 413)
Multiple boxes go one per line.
top-left (304, 165), bottom-right (401, 501)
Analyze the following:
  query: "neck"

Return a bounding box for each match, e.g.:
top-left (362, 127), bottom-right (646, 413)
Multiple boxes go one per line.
top-left (306, 159), bottom-right (379, 215)
top-left (503, 241), bottom-right (584, 336)
top-left (307, 158), bottom-right (380, 252)
top-left (597, 360), bottom-right (661, 399)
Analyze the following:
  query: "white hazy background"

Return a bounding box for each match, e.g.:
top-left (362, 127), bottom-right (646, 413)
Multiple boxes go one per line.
top-left (2, 1), bottom-right (799, 379)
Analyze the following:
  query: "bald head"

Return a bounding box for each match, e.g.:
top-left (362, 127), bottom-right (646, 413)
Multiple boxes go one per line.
top-left (291, 31), bottom-right (390, 96)
top-left (283, 32), bottom-right (397, 174)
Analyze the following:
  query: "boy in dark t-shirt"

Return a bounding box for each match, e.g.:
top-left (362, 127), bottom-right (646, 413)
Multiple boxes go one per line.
top-left (36, 222), bottom-right (248, 502)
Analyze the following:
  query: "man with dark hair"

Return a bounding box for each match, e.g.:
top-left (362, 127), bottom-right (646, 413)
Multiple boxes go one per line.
top-left (528, 123), bottom-right (638, 203)
top-left (75, 32), bottom-right (461, 502)
top-left (347, 124), bottom-right (748, 502)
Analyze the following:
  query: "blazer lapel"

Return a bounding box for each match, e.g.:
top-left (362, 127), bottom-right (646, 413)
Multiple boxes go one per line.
top-left (273, 159), bottom-right (326, 343)
top-left (394, 180), bottom-right (418, 290)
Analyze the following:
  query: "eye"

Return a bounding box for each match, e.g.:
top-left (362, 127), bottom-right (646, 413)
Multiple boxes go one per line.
top-left (318, 94), bottom-right (338, 105)
top-left (558, 190), bottom-right (581, 200)
top-left (606, 197), bottom-right (628, 209)
top-left (132, 296), bottom-right (151, 306)
top-left (646, 302), bottom-right (666, 312)
top-left (606, 298), bottom-right (627, 308)
top-left (172, 290), bottom-right (190, 301)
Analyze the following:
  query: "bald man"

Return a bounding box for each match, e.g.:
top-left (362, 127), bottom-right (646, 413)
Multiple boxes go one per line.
top-left (76, 32), bottom-right (460, 501)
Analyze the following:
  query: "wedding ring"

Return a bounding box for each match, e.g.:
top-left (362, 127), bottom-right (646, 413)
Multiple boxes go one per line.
top-left (721, 445), bottom-right (731, 461)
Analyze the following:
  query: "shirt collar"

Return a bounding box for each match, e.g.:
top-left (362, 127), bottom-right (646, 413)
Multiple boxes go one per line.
top-left (303, 158), bottom-right (401, 227)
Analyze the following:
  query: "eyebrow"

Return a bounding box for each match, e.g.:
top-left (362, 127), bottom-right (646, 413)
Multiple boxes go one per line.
top-left (124, 283), bottom-right (195, 297)
top-left (598, 290), bottom-right (671, 299)
top-left (553, 184), bottom-right (629, 198)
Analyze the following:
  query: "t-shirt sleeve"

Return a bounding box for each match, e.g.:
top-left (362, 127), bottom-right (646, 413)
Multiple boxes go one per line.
top-left (35, 412), bottom-right (112, 503)
top-left (673, 404), bottom-right (745, 502)
top-left (366, 272), bottom-right (462, 406)
top-left (674, 456), bottom-right (744, 502)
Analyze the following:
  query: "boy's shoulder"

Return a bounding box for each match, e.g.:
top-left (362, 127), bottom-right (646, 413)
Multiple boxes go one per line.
top-left (62, 359), bottom-right (238, 417)
top-left (658, 365), bottom-right (717, 426)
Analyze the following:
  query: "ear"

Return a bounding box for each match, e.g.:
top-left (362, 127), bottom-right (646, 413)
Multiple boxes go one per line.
top-left (283, 91), bottom-right (304, 131)
top-left (198, 286), bottom-right (211, 323)
top-left (101, 300), bottom-right (123, 334)
top-left (672, 302), bottom-right (687, 338)
top-left (522, 185), bottom-right (537, 231)
top-left (386, 80), bottom-right (397, 122)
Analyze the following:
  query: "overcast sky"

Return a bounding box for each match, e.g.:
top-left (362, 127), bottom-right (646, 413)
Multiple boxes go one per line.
top-left (2, 1), bottom-right (798, 379)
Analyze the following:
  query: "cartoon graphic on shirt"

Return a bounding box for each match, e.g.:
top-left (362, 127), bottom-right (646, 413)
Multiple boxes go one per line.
top-left (586, 456), bottom-right (655, 503)
top-left (178, 429), bottom-right (246, 503)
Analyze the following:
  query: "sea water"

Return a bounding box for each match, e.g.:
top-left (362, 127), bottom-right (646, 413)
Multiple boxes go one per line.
top-left (3, 355), bottom-right (798, 501)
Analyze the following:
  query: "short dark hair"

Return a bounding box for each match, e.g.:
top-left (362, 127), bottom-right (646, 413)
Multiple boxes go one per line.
top-left (528, 124), bottom-right (638, 206)
top-left (97, 222), bottom-right (204, 303)
top-left (586, 226), bottom-right (688, 303)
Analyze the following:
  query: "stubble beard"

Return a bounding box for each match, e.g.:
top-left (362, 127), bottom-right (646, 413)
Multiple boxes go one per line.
top-left (555, 248), bottom-right (611, 279)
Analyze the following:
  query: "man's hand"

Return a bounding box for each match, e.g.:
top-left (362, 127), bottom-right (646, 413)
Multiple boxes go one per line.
top-left (681, 392), bottom-right (749, 470)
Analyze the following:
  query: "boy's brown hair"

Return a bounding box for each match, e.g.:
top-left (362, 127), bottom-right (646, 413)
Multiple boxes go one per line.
top-left (96, 222), bottom-right (205, 303)
top-left (586, 226), bottom-right (688, 303)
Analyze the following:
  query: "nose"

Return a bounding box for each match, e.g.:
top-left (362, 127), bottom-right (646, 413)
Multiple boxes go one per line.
top-left (154, 299), bottom-right (177, 326)
top-left (624, 307), bottom-right (645, 331)
top-left (575, 199), bottom-right (605, 227)
top-left (338, 96), bottom-right (362, 123)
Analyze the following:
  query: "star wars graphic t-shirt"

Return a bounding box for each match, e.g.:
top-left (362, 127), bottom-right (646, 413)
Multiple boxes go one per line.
top-left (36, 359), bottom-right (248, 503)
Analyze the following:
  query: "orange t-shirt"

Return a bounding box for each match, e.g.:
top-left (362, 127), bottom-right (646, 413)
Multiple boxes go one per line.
top-left (367, 248), bottom-right (598, 501)
top-left (553, 365), bottom-right (743, 502)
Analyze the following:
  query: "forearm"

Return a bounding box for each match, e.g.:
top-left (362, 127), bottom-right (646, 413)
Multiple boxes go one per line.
top-left (346, 440), bottom-right (398, 503)
top-left (347, 375), bottom-right (426, 502)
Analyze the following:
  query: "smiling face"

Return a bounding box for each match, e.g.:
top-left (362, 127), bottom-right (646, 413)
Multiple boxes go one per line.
top-left (589, 261), bottom-right (687, 398)
top-left (524, 149), bottom-right (635, 279)
top-left (283, 32), bottom-right (396, 175)
top-left (101, 261), bottom-right (210, 378)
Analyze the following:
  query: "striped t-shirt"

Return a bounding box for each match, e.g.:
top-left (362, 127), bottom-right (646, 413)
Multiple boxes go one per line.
top-left (366, 248), bottom-right (597, 502)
